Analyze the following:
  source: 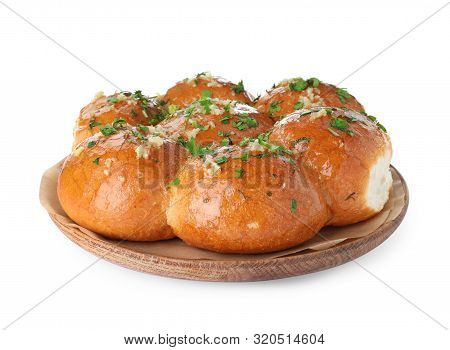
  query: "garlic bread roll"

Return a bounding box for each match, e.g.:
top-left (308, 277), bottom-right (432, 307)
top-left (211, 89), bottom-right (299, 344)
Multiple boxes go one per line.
top-left (269, 107), bottom-right (392, 226)
top-left (166, 143), bottom-right (328, 253)
top-left (59, 125), bottom-right (188, 241)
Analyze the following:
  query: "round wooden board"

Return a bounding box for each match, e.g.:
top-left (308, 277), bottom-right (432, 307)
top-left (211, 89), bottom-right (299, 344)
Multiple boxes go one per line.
top-left (45, 166), bottom-right (408, 282)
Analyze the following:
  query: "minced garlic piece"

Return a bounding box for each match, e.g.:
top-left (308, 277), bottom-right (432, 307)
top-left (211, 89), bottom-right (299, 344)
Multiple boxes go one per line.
top-left (247, 140), bottom-right (265, 152)
top-left (207, 80), bottom-right (221, 87)
top-left (209, 104), bottom-right (223, 115)
top-left (116, 93), bottom-right (128, 102)
top-left (185, 128), bottom-right (201, 139)
top-left (103, 169), bottom-right (110, 176)
top-left (247, 222), bottom-right (259, 229)
top-left (147, 135), bottom-right (164, 148)
top-left (104, 158), bottom-right (114, 168)
top-left (73, 146), bottom-right (84, 157)
top-left (203, 155), bottom-right (220, 176)
top-left (135, 144), bottom-right (149, 159)
top-left (92, 91), bottom-right (104, 102)
top-left (118, 175), bottom-right (125, 183)
top-left (309, 109), bottom-right (327, 121)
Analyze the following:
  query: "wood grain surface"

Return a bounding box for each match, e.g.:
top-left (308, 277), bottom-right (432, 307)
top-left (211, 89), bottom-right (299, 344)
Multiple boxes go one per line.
top-left (44, 166), bottom-right (408, 282)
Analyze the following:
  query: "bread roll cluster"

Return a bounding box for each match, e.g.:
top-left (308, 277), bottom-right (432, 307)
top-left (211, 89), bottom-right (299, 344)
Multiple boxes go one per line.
top-left (58, 73), bottom-right (392, 253)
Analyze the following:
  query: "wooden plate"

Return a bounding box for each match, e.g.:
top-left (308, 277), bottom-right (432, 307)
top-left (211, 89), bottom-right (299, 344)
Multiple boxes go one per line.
top-left (41, 163), bottom-right (408, 282)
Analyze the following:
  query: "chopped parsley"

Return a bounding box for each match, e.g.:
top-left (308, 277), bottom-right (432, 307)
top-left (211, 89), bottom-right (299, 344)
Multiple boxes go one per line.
top-left (215, 156), bottom-right (228, 164)
top-left (232, 80), bottom-right (245, 94)
top-left (107, 95), bottom-right (118, 104)
top-left (233, 116), bottom-right (258, 130)
top-left (100, 124), bottom-right (117, 136)
top-left (293, 137), bottom-right (310, 145)
top-left (87, 140), bottom-right (96, 148)
top-left (167, 104), bottom-right (179, 115)
top-left (132, 90), bottom-right (151, 110)
top-left (329, 118), bottom-right (354, 136)
top-left (240, 152), bottom-right (249, 161)
top-left (366, 115), bottom-right (387, 132)
top-left (291, 199), bottom-right (298, 213)
top-left (218, 130), bottom-right (233, 137)
top-left (199, 98), bottom-right (212, 114)
top-left (377, 123), bottom-right (387, 132)
top-left (289, 78), bottom-right (308, 92)
top-left (294, 101), bottom-right (304, 110)
top-left (268, 101), bottom-right (281, 115)
top-left (112, 117), bottom-right (126, 129)
top-left (136, 124), bottom-right (149, 133)
top-left (179, 137), bottom-right (213, 156)
top-left (92, 157), bottom-right (100, 165)
top-left (192, 121), bottom-right (208, 131)
top-left (89, 117), bottom-right (101, 129)
top-left (201, 90), bottom-right (212, 98)
top-left (169, 178), bottom-right (180, 186)
top-left (220, 138), bottom-right (231, 146)
top-left (266, 191), bottom-right (273, 197)
top-left (307, 77), bottom-right (320, 87)
top-left (234, 168), bottom-right (244, 178)
top-left (220, 115), bottom-right (232, 124)
top-left (336, 88), bottom-right (350, 104)
top-left (239, 137), bottom-right (250, 147)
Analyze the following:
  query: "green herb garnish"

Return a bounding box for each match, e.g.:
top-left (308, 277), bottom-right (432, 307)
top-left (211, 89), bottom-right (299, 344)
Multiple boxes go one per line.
top-left (234, 168), bottom-right (244, 178)
top-left (89, 117), bottom-right (101, 129)
top-left (112, 118), bottom-right (126, 129)
top-left (182, 137), bottom-right (214, 156)
top-left (215, 156), bottom-right (228, 164)
top-left (232, 80), bottom-right (245, 94)
top-left (289, 78), bottom-right (307, 91)
top-left (87, 141), bottom-right (96, 148)
top-left (329, 118), bottom-right (353, 136)
top-left (293, 137), bottom-right (310, 144)
top-left (291, 199), bottom-right (298, 213)
top-left (100, 124), bottom-right (117, 136)
top-left (336, 88), bottom-right (350, 104)
top-left (218, 131), bottom-right (232, 137)
top-left (93, 157), bottom-right (100, 165)
top-left (169, 178), bottom-right (180, 186)
top-left (294, 101), bottom-right (304, 110)
top-left (239, 137), bottom-right (250, 147)
top-left (167, 104), bottom-right (179, 114)
top-left (220, 115), bottom-right (232, 124)
top-left (268, 101), bottom-right (281, 115)
top-left (220, 138), bottom-right (231, 146)
top-left (107, 95), bottom-right (118, 104)
top-left (201, 90), bottom-right (212, 98)
top-left (307, 77), bottom-right (320, 87)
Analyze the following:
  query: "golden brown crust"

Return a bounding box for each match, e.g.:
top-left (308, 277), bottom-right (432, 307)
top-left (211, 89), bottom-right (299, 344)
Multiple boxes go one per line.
top-left (58, 127), bottom-right (188, 241)
top-left (73, 91), bottom-right (164, 150)
top-left (163, 73), bottom-right (253, 109)
top-left (256, 78), bottom-right (364, 120)
top-left (269, 107), bottom-right (391, 226)
top-left (159, 99), bottom-right (274, 146)
top-left (166, 145), bottom-right (328, 253)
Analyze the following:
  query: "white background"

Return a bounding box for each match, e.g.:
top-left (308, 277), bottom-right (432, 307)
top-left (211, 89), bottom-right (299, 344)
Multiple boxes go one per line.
top-left (1, 0), bottom-right (449, 348)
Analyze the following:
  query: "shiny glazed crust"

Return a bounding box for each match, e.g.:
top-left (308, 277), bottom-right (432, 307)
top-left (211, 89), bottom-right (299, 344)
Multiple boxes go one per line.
top-left (58, 129), bottom-right (188, 241)
top-left (269, 107), bottom-right (391, 226)
top-left (166, 146), bottom-right (328, 253)
top-left (256, 79), bottom-right (364, 119)
top-left (163, 73), bottom-right (253, 109)
top-left (73, 92), bottom-right (163, 149)
top-left (159, 99), bottom-right (274, 146)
